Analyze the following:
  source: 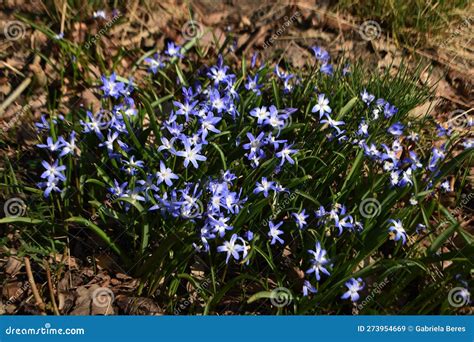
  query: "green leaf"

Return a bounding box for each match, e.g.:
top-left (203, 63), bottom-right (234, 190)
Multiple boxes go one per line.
top-left (174, 64), bottom-right (188, 86)
top-left (428, 207), bottom-right (460, 254)
top-left (115, 197), bottom-right (149, 253)
top-left (210, 142), bottom-right (227, 170)
top-left (247, 291), bottom-right (274, 304)
top-left (66, 216), bottom-right (130, 264)
top-left (336, 96), bottom-right (358, 120)
top-left (0, 217), bottom-right (43, 224)
top-left (140, 94), bottom-right (162, 138)
top-left (121, 114), bottom-right (144, 154)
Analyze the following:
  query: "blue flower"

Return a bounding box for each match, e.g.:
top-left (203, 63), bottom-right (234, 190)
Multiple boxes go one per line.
top-left (38, 178), bottom-right (61, 197)
top-left (144, 53), bottom-right (165, 74)
top-left (137, 175), bottom-right (159, 195)
top-left (157, 136), bottom-right (176, 153)
top-left (384, 102), bottom-right (398, 118)
top-left (311, 46), bottom-right (330, 62)
top-left (264, 105), bottom-right (287, 130)
top-left (209, 89), bottom-right (227, 113)
top-left (407, 151), bottom-right (422, 170)
top-left (41, 160), bottom-right (66, 181)
top-left (224, 78), bottom-right (239, 100)
top-left (126, 188), bottom-right (146, 202)
top-left (173, 99), bottom-right (198, 121)
top-left (209, 214), bottom-right (233, 237)
top-left (93, 10), bottom-right (107, 19)
top-left (415, 223), bottom-right (427, 234)
top-left (245, 231), bottom-right (254, 241)
top-left (253, 177), bottom-right (275, 197)
top-left (315, 206), bottom-right (327, 218)
top-left (217, 234), bottom-right (244, 263)
top-left (207, 55), bottom-right (231, 85)
top-left (274, 65), bottom-right (288, 79)
top-left (80, 111), bottom-right (107, 139)
top-left (390, 170), bottom-right (401, 187)
top-left (440, 180), bottom-right (452, 192)
top-left (292, 209), bottom-right (309, 229)
top-left (342, 63), bottom-right (351, 75)
top-left (320, 114), bottom-right (345, 133)
top-left (388, 122), bottom-right (404, 136)
top-left (199, 113), bottom-right (221, 141)
top-left (165, 42), bottom-right (183, 58)
top-left (250, 106), bottom-right (270, 125)
top-left (222, 170), bottom-right (237, 184)
top-left (37, 136), bottom-right (62, 153)
top-left (341, 278), bottom-right (364, 302)
top-left (398, 168), bottom-right (413, 187)
top-left (268, 220), bottom-right (284, 245)
top-left (302, 280), bottom-right (317, 296)
top-left (109, 179), bottom-right (128, 198)
top-left (35, 115), bottom-right (53, 132)
top-left (462, 139), bottom-right (473, 149)
top-left (357, 121), bottom-right (369, 136)
top-left (335, 214), bottom-right (354, 235)
top-left (306, 241), bottom-right (331, 281)
top-left (175, 139), bottom-right (207, 168)
top-left (320, 63), bottom-right (333, 75)
top-left (282, 74), bottom-right (296, 93)
top-left (122, 156), bottom-right (144, 176)
top-left (57, 132), bottom-right (77, 157)
top-left (275, 143), bottom-right (298, 166)
top-left (250, 52), bottom-right (258, 68)
top-left (362, 142), bottom-right (380, 159)
top-left (156, 161), bottom-right (179, 186)
top-left (243, 131), bottom-right (266, 158)
top-left (360, 89), bottom-right (375, 105)
top-left (311, 93), bottom-right (332, 118)
top-left (99, 131), bottom-right (119, 152)
top-left (265, 132), bottom-right (287, 150)
top-left (428, 147), bottom-right (445, 172)
top-left (388, 219), bottom-right (407, 244)
top-left (100, 73), bottom-right (125, 98)
top-left (221, 189), bottom-right (246, 214)
top-left (245, 75), bottom-right (262, 95)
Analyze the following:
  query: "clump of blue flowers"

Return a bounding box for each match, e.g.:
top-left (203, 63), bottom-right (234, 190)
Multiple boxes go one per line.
top-left (30, 38), bottom-right (473, 314)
